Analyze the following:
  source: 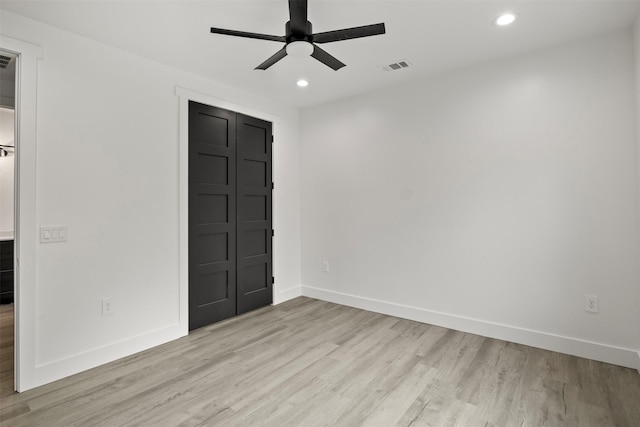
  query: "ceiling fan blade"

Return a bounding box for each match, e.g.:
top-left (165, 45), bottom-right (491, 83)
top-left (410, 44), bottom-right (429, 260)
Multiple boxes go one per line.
top-left (211, 27), bottom-right (285, 43)
top-left (288, 0), bottom-right (308, 35)
top-left (255, 47), bottom-right (288, 70)
top-left (313, 23), bottom-right (386, 44)
top-left (311, 44), bottom-right (345, 71)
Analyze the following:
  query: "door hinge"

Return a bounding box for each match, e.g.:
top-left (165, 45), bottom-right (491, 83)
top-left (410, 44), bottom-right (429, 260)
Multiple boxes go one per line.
top-left (271, 182), bottom-right (274, 190)
top-left (271, 229), bottom-right (274, 237)
top-left (272, 276), bottom-right (275, 284)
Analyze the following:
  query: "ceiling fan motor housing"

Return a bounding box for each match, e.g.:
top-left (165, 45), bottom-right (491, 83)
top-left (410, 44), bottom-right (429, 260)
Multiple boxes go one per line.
top-left (285, 20), bottom-right (313, 43)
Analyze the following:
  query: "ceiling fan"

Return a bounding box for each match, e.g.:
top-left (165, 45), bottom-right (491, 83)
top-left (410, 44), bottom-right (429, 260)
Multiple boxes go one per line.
top-left (210, 0), bottom-right (386, 71)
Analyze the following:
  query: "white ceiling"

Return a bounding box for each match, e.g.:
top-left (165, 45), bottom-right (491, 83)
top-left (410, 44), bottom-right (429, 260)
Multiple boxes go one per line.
top-left (1, 0), bottom-right (639, 108)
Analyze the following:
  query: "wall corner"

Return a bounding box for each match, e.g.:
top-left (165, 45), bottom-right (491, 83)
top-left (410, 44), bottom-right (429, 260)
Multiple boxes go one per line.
top-left (635, 13), bottom-right (640, 367)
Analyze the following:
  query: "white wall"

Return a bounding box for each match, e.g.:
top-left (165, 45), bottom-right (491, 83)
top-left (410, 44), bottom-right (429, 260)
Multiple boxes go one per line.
top-left (301, 29), bottom-right (640, 368)
top-left (0, 107), bottom-right (14, 234)
top-left (1, 11), bottom-right (301, 390)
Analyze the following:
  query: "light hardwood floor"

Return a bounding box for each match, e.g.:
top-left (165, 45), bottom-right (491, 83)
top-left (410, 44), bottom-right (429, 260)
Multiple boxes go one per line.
top-left (1, 297), bottom-right (639, 426)
top-left (0, 304), bottom-right (14, 400)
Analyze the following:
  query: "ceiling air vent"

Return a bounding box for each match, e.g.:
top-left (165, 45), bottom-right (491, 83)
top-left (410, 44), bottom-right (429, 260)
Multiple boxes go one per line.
top-left (0, 55), bottom-right (12, 69)
top-left (382, 60), bottom-right (411, 72)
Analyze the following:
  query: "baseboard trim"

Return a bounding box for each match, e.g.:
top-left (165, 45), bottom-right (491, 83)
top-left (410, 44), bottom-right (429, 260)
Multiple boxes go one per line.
top-left (23, 324), bottom-right (185, 391)
top-left (274, 285), bottom-right (302, 304)
top-left (301, 286), bottom-right (639, 370)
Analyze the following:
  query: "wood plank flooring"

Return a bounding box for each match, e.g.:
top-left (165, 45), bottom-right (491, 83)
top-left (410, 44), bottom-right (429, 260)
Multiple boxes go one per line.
top-left (1, 297), bottom-right (639, 426)
top-left (0, 304), bottom-right (14, 400)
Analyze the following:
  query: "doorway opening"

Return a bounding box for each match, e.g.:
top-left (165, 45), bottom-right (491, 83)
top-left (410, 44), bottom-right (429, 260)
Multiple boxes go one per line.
top-left (0, 49), bottom-right (17, 396)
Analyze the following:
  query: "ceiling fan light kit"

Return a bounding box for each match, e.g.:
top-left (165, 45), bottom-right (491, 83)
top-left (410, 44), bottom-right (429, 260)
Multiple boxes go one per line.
top-left (210, 0), bottom-right (386, 71)
top-left (286, 41), bottom-right (314, 57)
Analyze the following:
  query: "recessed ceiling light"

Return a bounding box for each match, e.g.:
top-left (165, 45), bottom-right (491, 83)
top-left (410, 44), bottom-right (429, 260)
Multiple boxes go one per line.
top-left (296, 79), bottom-right (309, 88)
top-left (494, 13), bottom-right (516, 27)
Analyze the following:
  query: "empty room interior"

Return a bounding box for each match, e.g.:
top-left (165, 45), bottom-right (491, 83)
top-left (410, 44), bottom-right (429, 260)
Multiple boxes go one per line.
top-left (1, 0), bottom-right (640, 425)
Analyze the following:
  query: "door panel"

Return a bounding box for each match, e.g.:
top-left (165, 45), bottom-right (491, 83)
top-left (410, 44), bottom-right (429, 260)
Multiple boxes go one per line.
top-left (195, 194), bottom-right (228, 224)
top-left (189, 102), bottom-right (237, 330)
top-left (240, 160), bottom-right (267, 187)
top-left (194, 154), bottom-right (228, 185)
top-left (236, 114), bottom-right (273, 315)
top-left (241, 229), bottom-right (268, 257)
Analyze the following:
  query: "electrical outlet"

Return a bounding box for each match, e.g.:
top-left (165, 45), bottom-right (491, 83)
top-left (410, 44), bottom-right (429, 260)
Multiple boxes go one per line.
top-left (585, 295), bottom-right (598, 313)
top-left (322, 260), bottom-right (329, 273)
top-left (102, 298), bottom-right (114, 316)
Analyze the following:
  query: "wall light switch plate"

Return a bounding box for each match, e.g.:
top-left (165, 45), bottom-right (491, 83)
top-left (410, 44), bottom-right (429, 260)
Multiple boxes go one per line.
top-left (40, 226), bottom-right (68, 243)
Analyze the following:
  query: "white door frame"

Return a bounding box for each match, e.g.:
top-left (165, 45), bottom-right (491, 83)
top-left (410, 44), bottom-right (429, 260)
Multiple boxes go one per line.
top-left (0, 35), bottom-right (42, 392)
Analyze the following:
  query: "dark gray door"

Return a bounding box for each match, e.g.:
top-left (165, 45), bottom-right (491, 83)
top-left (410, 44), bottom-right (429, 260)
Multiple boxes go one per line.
top-left (236, 114), bottom-right (273, 315)
top-left (189, 102), bottom-right (237, 329)
top-left (189, 101), bottom-right (272, 330)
